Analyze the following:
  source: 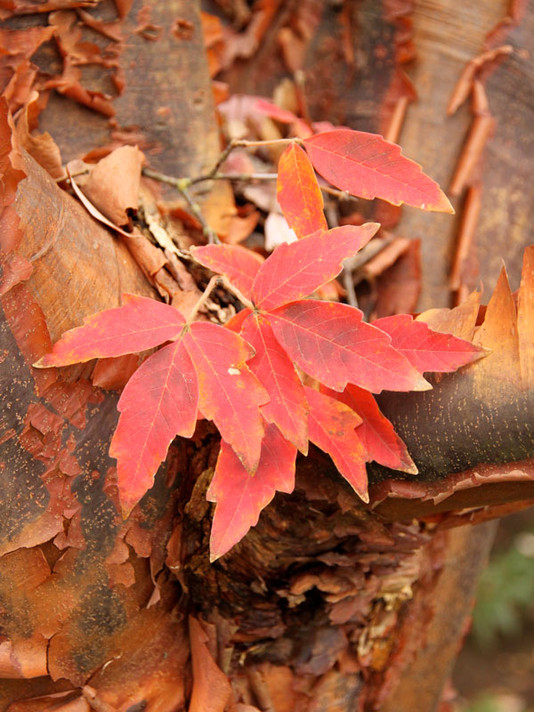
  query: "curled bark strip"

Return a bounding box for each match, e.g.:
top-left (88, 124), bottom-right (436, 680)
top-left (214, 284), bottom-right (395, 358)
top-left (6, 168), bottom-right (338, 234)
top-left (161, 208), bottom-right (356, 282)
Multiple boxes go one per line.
top-left (384, 95), bottom-right (410, 145)
top-left (447, 45), bottom-right (513, 116)
top-left (449, 114), bottom-right (495, 196)
top-left (371, 458), bottom-right (534, 520)
top-left (450, 183), bottom-right (482, 300)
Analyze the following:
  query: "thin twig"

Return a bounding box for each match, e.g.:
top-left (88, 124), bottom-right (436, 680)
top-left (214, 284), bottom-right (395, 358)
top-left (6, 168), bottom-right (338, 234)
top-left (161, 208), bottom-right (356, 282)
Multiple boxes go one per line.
top-left (189, 172), bottom-right (278, 185)
top-left (230, 137), bottom-right (301, 149)
top-left (142, 166), bottom-right (187, 189)
top-left (186, 276), bottom-right (221, 324)
top-left (186, 275), bottom-right (254, 327)
top-left (143, 168), bottom-right (221, 245)
top-left (321, 185), bottom-right (352, 200)
top-left (206, 137), bottom-right (300, 180)
top-left (180, 183), bottom-right (220, 244)
top-left (220, 275), bottom-right (254, 312)
top-left (55, 166), bottom-right (89, 183)
top-left (209, 140), bottom-right (238, 177)
top-left (145, 166), bottom-right (349, 201)
top-left (142, 135), bottom-right (350, 245)
top-left (342, 268), bottom-right (359, 308)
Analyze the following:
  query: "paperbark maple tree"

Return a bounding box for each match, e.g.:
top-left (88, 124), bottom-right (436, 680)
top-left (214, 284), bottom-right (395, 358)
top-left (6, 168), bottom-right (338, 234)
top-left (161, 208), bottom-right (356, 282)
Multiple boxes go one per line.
top-left (37, 150), bottom-right (483, 556)
top-left (1, 2), bottom-right (533, 712)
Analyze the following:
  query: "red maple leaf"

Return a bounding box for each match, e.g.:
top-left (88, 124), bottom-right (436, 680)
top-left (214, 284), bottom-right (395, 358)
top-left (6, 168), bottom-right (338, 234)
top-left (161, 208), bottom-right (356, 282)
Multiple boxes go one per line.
top-left (371, 313), bottom-right (485, 374)
top-left (303, 129), bottom-right (454, 212)
top-left (241, 313), bottom-right (309, 453)
top-left (268, 301), bottom-right (430, 393)
top-left (36, 293), bottom-right (185, 366)
top-left (110, 339), bottom-right (198, 514)
top-left (322, 384), bottom-right (417, 474)
top-left (276, 142), bottom-right (328, 238)
top-left (37, 294), bottom-right (268, 515)
top-left (38, 126), bottom-right (485, 557)
top-left (207, 424), bottom-right (296, 560)
top-left (251, 224), bottom-right (379, 310)
top-left (305, 386), bottom-right (368, 500)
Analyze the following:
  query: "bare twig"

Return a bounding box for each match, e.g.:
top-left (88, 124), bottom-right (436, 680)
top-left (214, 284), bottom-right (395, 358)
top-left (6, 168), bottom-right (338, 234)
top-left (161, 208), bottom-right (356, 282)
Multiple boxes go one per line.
top-left (186, 274), bottom-right (254, 327)
top-left (142, 166), bottom-right (188, 190)
top-left (147, 166), bottom-right (349, 201)
top-left (186, 275), bottom-right (221, 324)
top-left (142, 134), bottom-right (352, 249)
top-left (342, 268), bottom-right (359, 309)
top-left (180, 183), bottom-right (220, 245)
top-left (143, 167), bottom-right (220, 244)
top-left (204, 137), bottom-right (299, 182)
top-left (219, 275), bottom-right (254, 312)
top-left (321, 184), bottom-right (352, 200)
top-left (189, 172), bottom-right (278, 184)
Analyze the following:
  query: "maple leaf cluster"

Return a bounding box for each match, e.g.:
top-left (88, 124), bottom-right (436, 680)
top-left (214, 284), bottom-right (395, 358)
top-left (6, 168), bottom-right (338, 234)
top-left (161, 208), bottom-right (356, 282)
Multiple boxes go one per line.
top-left (38, 131), bottom-right (483, 560)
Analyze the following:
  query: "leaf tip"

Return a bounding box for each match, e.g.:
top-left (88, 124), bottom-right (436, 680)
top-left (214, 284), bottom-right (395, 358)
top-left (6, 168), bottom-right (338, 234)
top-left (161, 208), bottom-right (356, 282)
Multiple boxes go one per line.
top-left (358, 489), bottom-right (370, 504)
top-left (209, 548), bottom-right (222, 564)
top-left (366, 221), bottom-right (381, 234)
top-left (431, 192), bottom-right (455, 215)
top-left (413, 376), bottom-right (433, 392)
top-left (403, 461), bottom-right (419, 476)
top-left (119, 496), bottom-right (137, 521)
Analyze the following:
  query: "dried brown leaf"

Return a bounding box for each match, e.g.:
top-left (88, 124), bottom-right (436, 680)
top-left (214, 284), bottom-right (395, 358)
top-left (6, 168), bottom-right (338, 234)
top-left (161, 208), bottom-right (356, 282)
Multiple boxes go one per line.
top-left (83, 146), bottom-right (144, 226)
top-left (417, 290), bottom-right (481, 342)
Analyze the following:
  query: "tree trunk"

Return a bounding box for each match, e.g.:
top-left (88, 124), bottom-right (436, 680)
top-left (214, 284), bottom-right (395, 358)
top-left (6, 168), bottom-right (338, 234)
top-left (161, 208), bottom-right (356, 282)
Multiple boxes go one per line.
top-left (1, 1), bottom-right (533, 711)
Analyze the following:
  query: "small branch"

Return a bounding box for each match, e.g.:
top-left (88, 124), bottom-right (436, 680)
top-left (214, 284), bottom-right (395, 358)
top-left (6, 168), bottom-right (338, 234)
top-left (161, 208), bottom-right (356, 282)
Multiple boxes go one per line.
top-left (230, 138), bottom-right (301, 149)
top-left (180, 183), bottom-right (220, 245)
top-left (143, 134), bottom-right (350, 245)
top-left (186, 275), bottom-right (221, 324)
top-left (147, 164), bottom-right (351, 201)
top-left (142, 166), bottom-right (188, 189)
top-left (196, 137), bottom-right (300, 186)
top-left (55, 166), bottom-right (89, 183)
top-left (186, 274), bottom-right (254, 327)
top-left (196, 137), bottom-right (300, 183)
top-left (220, 275), bottom-right (254, 312)
top-left (189, 172), bottom-right (278, 185)
top-left (209, 138), bottom-right (240, 177)
top-left (321, 185), bottom-right (352, 200)
top-left (342, 268), bottom-right (359, 308)
top-left (143, 167), bottom-right (219, 244)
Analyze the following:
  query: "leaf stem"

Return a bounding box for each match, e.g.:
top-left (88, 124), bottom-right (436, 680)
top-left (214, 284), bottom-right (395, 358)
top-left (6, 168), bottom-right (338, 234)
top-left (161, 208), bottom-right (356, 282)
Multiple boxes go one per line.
top-left (196, 137), bottom-right (301, 182)
top-left (186, 274), bottom-right (254, 327)
top-left (220, 275), bottom-right (254, 312)
top-left (189, 172), bottom-right (278, 185)
top-left (322, 185), bottom-right (352, 200)
top-left (186, 275), bottom-right (221, 324)
top-left (180, 183), bottom-right (220, 245)
top-left (230, 138), bottom-right (302, 148)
